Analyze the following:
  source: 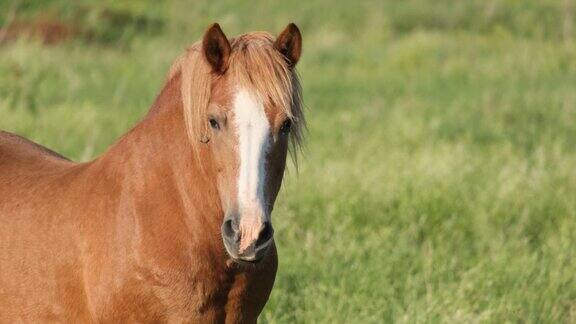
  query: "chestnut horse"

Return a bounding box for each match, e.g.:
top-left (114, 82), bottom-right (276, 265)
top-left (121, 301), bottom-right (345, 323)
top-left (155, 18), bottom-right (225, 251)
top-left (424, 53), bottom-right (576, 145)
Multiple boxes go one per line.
top-left (0, 23), bottom-right (304, 322)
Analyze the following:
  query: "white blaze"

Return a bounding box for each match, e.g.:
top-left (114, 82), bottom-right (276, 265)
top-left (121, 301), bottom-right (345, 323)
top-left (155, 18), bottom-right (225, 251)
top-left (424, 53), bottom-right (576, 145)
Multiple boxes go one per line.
top-left (233, 90), bottom-right (270, 250)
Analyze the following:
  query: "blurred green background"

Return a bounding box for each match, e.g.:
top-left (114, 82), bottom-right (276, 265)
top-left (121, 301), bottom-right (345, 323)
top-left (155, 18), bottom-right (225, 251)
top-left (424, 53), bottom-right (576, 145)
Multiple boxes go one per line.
top-left (1, 0), bottom-right (576, 322)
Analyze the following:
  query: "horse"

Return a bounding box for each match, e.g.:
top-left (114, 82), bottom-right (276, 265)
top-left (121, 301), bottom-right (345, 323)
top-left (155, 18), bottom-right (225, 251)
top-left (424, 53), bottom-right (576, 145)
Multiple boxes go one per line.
top-left (0, 22), bottom-right (304, 323)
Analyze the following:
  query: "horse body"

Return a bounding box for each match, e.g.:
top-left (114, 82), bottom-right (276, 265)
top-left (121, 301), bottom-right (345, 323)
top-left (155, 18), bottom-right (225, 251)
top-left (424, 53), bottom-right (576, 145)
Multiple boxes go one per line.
top-left (0, 68), bottom-right (277, 322)
top-left (0, 21), bottom-right (304, 321)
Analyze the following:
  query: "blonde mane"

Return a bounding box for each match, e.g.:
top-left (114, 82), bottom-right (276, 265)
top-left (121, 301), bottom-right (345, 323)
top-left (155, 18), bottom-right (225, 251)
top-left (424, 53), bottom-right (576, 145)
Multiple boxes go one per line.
top-left (167, 32), bottom-right (304, 159)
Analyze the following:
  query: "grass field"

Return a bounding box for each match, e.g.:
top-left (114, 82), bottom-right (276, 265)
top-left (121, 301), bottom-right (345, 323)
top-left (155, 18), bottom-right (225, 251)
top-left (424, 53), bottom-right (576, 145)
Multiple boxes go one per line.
top-left (1, 0), bottom-right (576, 322)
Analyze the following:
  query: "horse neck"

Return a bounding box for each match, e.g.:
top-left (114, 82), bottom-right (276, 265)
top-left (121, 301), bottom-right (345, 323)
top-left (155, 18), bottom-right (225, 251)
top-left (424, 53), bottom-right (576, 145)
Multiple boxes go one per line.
top-left (91, 72), bottom-right (223, 238)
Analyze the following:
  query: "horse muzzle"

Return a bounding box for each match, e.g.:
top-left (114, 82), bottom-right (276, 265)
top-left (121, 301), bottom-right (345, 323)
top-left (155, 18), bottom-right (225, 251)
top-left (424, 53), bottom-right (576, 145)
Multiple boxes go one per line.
top-left (221, 214), bottom-right (274, 263)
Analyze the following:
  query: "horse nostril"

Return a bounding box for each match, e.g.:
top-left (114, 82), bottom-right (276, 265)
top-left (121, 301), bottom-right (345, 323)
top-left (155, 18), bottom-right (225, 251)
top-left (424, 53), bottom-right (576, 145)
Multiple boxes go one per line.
top-left (222, 219), bottom-right (240, 243)
top-left (256, 222), bottom-right (274, 247)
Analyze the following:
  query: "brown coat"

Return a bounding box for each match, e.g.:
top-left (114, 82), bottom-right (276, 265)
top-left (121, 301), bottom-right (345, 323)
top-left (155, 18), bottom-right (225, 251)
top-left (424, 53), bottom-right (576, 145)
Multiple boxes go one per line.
top-left (0, 22), bottom-right (304, 322)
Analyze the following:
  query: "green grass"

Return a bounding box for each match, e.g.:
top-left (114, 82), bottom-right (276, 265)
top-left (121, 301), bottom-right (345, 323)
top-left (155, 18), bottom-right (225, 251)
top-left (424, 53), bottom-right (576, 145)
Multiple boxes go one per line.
top-left (2, 0), bottom-right (576, 322)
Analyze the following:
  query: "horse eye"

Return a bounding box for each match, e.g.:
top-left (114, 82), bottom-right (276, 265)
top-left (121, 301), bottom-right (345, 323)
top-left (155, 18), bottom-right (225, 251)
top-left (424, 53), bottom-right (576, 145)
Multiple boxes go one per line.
top-left (209, 118), bottom-right (220, 130)
top-left (280, 119), bottom-right (292, 134)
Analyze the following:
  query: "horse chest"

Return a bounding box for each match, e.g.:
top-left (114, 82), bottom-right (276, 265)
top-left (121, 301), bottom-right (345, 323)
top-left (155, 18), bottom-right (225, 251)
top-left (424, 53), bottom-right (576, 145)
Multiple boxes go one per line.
top-left (162, 257), bottom-right (277, 322)
top-left (100, 247), bottom-right (277, 323)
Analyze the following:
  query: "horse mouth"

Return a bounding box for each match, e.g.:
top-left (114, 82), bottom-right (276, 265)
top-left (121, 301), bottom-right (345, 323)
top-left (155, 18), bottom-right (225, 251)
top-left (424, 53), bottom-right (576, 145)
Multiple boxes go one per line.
top-left (231, 256), bottom-right (262, 265)
top-left (223, 238), bottom-right (273, 265)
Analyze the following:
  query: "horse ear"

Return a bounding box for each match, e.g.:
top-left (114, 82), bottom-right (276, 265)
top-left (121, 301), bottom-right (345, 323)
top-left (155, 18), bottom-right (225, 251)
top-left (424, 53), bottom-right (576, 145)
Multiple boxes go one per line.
top-left (275, 23), bottom-right (302, 67)
top-left (202, 23), bottom-right (231, 74)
